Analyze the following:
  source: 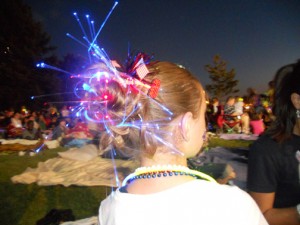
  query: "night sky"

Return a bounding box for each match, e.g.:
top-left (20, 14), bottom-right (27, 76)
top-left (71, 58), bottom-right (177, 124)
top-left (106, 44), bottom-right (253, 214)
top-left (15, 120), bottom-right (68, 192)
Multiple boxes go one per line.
top-left (23, 0), bottom-right (300, 96)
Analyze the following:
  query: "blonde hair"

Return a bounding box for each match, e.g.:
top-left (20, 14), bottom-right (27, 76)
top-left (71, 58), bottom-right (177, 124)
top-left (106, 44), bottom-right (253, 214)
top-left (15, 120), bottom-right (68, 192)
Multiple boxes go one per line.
top-left (92, 61), bottom-right (204, 157)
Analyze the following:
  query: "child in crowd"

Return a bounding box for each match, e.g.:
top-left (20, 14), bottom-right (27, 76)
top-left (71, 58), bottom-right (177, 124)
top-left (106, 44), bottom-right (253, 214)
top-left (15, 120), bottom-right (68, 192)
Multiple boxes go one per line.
top-left (250, 112), bottom-right (265, 136)
top-left (22, 120), bottom-right (41, 140)
top-left (51, 118), bottom-right (68, 140)
top-left (96, 61), bottom-right (268, 225)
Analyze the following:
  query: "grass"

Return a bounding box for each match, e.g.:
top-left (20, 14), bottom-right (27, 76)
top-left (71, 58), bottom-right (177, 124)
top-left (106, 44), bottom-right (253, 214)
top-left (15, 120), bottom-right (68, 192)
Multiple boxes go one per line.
top-left (0, 137), bottom-right (253, 225)
top-left (207, 136), bottom-right (253, 149)
top-left (0, 147), bottom-right (110, 225)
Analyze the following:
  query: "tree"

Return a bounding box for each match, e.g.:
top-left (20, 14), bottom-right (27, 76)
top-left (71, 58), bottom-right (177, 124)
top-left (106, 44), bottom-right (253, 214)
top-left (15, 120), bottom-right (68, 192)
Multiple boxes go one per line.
top-left (0, 0), bottom-right (62, 111)
top-left (205, 55), bottom-right (239, 99)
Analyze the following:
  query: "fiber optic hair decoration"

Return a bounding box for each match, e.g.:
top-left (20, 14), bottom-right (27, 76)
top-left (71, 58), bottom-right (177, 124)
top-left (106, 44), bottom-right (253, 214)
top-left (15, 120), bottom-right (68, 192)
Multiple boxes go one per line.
top-left (35, 2), bottom-right (205, 158)
top-left (95, 60), bottom-right (205, 157)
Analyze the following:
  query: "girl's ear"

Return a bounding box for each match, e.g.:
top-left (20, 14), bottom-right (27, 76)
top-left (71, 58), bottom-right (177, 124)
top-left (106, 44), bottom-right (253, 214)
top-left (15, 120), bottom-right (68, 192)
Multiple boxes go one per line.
top-left (291, 93), bottom-right (300, 109)
top-left (180, 112), bottom-right (193, 141)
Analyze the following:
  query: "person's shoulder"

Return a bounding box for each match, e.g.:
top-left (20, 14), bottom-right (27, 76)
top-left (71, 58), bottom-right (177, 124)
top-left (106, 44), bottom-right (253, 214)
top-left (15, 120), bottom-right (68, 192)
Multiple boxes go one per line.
top-left (250, 134), bottom-right (280, 156)
top-left (193, 181), bottom-right (261, 210)
top-left (189, 180), bottom-right (247, 196)
top-left (252, 134), bottom-right (275, 146)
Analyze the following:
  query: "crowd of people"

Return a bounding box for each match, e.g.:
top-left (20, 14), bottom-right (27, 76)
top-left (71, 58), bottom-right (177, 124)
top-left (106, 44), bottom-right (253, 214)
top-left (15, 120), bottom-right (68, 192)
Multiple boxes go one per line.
top-left (0, 85), bottom-right (274, 142)
top-left (0, 104), bottom-right (98, 147)
top-left (207, 86), bottom-right (274, 136)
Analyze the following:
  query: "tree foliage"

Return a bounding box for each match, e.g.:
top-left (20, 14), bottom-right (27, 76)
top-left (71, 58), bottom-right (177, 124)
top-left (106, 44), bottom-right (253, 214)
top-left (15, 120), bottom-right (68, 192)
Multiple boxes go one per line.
top-left (0, 0), bottom-right (62, 111)
top-left (205, 55), bottom-right (239, 99)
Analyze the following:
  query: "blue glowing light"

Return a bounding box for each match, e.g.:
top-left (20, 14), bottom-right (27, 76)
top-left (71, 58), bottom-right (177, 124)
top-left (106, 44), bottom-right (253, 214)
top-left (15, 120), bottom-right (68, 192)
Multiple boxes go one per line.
top-left (88, 1), bottom-right (118, 52)
top-left (82, 83), bottom-right (91, 91)
top-left (36, 62), bottom-right (45, 68)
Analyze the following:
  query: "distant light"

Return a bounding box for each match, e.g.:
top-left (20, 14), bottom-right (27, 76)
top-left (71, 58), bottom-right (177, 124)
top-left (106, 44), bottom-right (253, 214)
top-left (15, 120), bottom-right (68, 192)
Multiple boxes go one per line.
top-left (36, 62), bottom-right (45, 68)
top-left (31, 96), bottom-right (34, 100)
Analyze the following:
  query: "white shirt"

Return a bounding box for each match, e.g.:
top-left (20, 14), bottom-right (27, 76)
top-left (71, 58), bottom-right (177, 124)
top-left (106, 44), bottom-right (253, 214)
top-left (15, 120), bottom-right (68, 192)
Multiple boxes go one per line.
top-left (99, 180), bottom-right (268, 225)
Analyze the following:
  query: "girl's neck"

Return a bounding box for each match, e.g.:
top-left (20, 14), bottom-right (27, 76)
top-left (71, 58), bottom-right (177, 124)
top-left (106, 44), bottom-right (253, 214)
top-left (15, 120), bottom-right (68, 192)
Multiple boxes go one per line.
top-left (140, 152), bottom-right (188, 168)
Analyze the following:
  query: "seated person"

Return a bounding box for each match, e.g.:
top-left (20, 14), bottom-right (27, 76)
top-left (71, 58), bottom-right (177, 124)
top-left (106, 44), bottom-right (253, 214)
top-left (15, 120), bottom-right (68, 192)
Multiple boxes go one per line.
top-left (224, 96), bottom-right (250, 134)
top-left (51, 118), bottom-right (68, 140)
top-left (61, 119), bottom-right (95, 147)
top-left (249, 112), bottom-right (265, 136)
top-left (66, 119), bottom-right (94, 139)
top-left (7, 112), bottom-right (24, 138)
top-left (47, 116), bottom-right (59, 130)
top-left (235, 97), bottom-right (250, 134)
top-left (22, 120), bottom-right (41, 140)
top-left (207, 97), bottom-right (221, 131)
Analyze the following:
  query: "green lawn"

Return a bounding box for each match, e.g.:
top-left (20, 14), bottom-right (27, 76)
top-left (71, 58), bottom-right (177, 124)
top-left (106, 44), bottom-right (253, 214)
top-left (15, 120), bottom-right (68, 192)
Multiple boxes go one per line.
top-left (0, 137), bottom-right (253, 225)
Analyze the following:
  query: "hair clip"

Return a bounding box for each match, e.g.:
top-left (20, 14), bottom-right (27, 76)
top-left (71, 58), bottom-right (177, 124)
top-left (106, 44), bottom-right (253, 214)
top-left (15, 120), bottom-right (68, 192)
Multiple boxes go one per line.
top-left (147, 79), bottom-right (160, 98)
top-left (122, 77), bottom-right (160, 99)
top-left (135, 59), bottom-right (149, 80)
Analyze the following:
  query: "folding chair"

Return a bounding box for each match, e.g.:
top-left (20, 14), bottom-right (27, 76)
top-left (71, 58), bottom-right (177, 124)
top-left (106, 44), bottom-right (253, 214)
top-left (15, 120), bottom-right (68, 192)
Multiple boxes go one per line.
top-left (223, 115), bottom-right (242, 133)
top-left (216, 110), bottom-right (242, 133)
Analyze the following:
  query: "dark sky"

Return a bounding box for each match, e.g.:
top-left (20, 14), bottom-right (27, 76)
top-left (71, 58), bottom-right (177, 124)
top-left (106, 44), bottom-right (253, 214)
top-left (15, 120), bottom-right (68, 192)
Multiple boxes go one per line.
top-left (24, 0), bottom-right (300, 96)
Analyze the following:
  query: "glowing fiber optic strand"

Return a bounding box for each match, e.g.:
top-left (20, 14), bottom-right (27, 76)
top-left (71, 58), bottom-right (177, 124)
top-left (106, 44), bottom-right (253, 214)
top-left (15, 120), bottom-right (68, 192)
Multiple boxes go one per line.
top-left (36, 62), bottom-right (74, 76)
top-left (148, 132), bottom-right (184, 156)
top-left (110, 148), bottom-right (120, 187)
top-left (88, 1), bottom-right (119, 52)
top-left (31, 92), bottom-right (74, 100)
top-left (66, 33), bottom-right (88, 49)
top-left (68, 2), bottom-right (118, 66)
top-left (73, 12), bottom-right (90, 45)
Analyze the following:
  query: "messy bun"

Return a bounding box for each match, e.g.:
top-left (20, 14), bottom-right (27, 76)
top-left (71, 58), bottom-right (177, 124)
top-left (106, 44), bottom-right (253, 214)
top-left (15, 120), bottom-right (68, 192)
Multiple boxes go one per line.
top-left (88, 61), bottom-right (204, 157)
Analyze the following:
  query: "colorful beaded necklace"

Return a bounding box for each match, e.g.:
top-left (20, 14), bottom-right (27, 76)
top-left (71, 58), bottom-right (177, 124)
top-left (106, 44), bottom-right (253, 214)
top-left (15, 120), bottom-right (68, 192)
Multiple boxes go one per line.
top-left (122, 164), bottom-right (217, 187)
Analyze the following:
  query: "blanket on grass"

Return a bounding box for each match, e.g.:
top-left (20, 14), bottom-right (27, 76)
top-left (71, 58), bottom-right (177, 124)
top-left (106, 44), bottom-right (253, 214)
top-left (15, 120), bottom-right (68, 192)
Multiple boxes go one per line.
top-left (0, 139), bottom-right (60, 151)
top-left (218, 133), bottom-right (258, 140)
top-left (11, 144), bottom-right (137, 187)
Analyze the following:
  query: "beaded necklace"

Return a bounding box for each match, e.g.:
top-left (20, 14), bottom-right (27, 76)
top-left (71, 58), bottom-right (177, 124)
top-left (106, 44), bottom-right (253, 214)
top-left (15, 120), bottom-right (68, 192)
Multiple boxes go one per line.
top-left (121, 164), bottom-right (217, 187)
